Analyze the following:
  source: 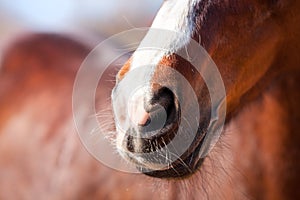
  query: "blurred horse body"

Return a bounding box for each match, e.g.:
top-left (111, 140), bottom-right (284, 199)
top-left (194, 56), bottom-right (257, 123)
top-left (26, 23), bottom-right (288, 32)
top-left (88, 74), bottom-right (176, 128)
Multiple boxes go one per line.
top-left (0, 34), bottom-right (156, 200)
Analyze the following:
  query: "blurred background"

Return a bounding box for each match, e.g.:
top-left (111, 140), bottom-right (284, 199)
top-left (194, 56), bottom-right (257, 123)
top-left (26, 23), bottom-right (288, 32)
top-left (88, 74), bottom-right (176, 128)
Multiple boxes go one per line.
top-left (0, 1), bottom-right (168, 200)
top-left (0, 0), bottom-right (162, 32)
top-left (0, 0), bottom-right (163, 61)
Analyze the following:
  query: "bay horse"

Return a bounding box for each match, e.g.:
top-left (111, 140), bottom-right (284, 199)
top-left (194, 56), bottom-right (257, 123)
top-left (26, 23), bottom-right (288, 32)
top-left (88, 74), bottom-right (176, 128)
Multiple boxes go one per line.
top-left (112, 0), bottom-right (300, 199)
top-left (0, 0), bottom-right (299, 199)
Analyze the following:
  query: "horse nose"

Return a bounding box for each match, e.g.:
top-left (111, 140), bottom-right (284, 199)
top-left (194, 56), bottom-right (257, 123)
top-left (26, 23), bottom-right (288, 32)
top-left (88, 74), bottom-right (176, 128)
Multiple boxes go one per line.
top-left (128, 85), bottom-right (177, 132)
top-left (149, 86), bottom-right (176, 124)
top-left (125, 85), bottom-right (179, 153)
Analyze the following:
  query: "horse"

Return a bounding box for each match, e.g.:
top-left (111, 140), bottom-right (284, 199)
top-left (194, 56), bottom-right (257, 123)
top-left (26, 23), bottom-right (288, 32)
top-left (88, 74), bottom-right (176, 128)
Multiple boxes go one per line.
top-left (112, 0), bottom-right (300, 199)
top-left (1, 1), bottom-right (299, 199)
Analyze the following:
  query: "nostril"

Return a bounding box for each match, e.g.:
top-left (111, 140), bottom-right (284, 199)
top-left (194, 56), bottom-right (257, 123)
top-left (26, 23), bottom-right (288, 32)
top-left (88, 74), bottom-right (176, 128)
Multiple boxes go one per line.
top-left (138, 86), bottom-right (178, 133)
top-left (128, 85), bottom-right (178, 136)
top-left (150, 87), bottom-right (177, 123)
top-left (123, 87), bottom-right (180, 155)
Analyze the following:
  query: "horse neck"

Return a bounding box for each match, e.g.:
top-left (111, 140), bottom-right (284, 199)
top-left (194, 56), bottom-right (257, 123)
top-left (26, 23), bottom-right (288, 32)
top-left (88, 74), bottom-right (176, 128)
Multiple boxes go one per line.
top-left (223, 3), bottom-right (300, 197)
top-left (227, 71), bottom-right (299, 199)
top-left (226, 25), bottom-right (300, 198)
top-left (229, 0), bottom-right (300, 114)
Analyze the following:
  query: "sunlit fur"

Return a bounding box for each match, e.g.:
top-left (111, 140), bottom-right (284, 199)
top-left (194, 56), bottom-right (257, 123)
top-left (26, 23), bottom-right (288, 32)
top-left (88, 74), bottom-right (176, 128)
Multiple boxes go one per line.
top-left (113, 0), bottom-right (300, 198)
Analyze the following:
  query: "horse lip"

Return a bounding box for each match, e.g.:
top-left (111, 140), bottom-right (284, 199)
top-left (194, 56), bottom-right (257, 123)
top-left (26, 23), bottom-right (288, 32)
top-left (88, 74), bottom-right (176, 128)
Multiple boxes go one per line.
top-left (119, 104), bottom-right (210, 178)
top-left (140, 131), bottom-right (207, 178)
top-left (142, 122), bottom-right (178, 149)
top-left (118, 92), bottom-right (210, 178)
top-left (130, 123), bottom-right (209, 178)
top-left (120, 150), bottom-right (176, 171)
top-left (120, 124), bottom-right (208, 178)
top-left (124, 117), bottom-right (179, 154)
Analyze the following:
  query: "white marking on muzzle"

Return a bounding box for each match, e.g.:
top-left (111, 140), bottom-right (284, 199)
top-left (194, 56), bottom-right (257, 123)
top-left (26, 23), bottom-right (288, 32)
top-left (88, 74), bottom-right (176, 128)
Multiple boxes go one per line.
top-left (128, 88), bottom-right (150, 126)
top-left (131, 0), bottom-right (199, 72)
top-left (126, 0), bottom-right (199, 124)
top-left (114, 0), bottom-right (200, 154)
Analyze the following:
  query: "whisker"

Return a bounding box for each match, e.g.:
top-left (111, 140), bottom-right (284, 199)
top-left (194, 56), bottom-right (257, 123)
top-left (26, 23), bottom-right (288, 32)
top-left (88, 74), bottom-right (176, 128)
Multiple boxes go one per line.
top-left (122, 15), bottom-right (138, 29)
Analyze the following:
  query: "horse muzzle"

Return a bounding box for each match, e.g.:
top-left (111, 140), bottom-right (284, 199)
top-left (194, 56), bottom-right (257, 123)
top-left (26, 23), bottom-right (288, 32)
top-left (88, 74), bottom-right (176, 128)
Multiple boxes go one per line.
top-left (112, 59), bottom-right (210, 178)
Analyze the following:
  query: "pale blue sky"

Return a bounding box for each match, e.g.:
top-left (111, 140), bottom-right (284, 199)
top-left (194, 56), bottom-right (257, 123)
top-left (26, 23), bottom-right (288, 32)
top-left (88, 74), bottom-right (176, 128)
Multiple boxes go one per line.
top-left (0, 0), bottom-right (162, 30)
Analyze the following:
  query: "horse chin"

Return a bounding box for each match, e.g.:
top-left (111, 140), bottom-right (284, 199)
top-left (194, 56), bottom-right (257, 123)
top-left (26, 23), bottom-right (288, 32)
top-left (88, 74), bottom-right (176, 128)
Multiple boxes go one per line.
top-left (141, 157), bottom-right (205, 179)
top-left (117, 125), bottom-right (208, 179)
top-left (140, 131), bottom-right (207, 179)
top-left (118, 150), bottom-right (205, 179)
